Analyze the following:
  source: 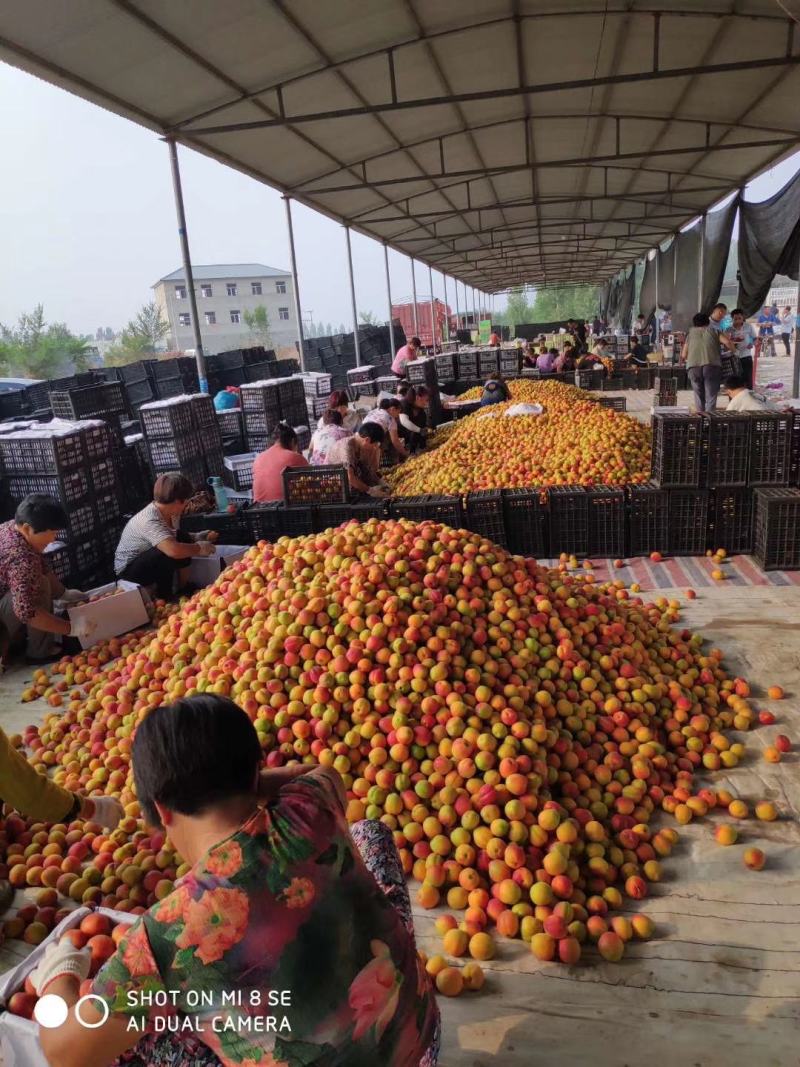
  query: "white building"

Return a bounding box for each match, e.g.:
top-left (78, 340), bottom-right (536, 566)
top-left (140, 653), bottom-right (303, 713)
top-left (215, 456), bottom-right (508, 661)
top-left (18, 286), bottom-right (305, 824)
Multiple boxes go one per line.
top-left (153, 264), bottom-right (298, 356)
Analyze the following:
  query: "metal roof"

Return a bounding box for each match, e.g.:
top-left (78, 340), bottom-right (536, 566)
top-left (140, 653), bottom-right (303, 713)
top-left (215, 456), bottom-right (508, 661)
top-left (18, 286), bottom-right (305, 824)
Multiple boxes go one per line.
top-left (2, 0), bottom-right (800, 292)
top-left (156, 264), bottom-right (291, 283)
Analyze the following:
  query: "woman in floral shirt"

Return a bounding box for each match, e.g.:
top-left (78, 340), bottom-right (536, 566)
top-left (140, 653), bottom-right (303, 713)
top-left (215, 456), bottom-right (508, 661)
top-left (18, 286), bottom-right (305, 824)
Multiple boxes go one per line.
top-left (308, 409), bottom-right (351, 466)
top-left (37, 696), bottom-right (438, 1067)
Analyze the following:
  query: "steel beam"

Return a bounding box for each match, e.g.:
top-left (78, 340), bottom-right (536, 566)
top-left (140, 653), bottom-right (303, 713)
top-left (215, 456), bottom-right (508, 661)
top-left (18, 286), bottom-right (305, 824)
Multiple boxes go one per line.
top-left (283, 195), bottom-right (306, 371)
top-left (344, 226), bottom-right (361, 367)
top-left (167, 139), bottom-right (207, 391)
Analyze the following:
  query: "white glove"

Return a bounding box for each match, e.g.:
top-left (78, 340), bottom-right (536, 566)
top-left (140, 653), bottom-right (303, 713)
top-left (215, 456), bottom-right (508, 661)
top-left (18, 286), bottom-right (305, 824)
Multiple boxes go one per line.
top-left (70, 616), bottom-right (98, 643)
top-left (196, 541), bottom-right (216, 557)
top-left (29, 939), bottom-right (91, 996)
top-left (82, 795), bottom-right (124, 829)
top-left (60, 589), bottom-right (87, 605)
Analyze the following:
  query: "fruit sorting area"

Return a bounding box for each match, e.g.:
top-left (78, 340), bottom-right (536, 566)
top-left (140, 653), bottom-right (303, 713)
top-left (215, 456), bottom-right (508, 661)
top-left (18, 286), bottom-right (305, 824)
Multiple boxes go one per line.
top-left (0, 522), bottom-right (798, 1066)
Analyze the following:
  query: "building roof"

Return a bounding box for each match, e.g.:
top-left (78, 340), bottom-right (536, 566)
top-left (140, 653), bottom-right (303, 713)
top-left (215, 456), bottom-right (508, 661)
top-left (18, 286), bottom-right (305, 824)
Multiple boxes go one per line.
top-left (156, 264), bottom-right (290, 284)
top-left (2, 2), bottom-right (799, 291)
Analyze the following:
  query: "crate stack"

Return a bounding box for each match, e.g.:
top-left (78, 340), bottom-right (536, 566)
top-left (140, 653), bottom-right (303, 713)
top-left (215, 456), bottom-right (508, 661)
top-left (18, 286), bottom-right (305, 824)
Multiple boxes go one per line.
top-left (300, 373), bottom-right (334, 425)
top-left (151, 357), bottom-right (199, 399)
top-left (277, 378), bottom-right (310, 447)
top-left (240, 380), bottom-right (281, 452)
top-left (456, 350), bottom-right (478, 380)
top-left (704, 413), bottom-right (753, 554)
top-left (119, 360), bottom-right (157, 414)
top-left (139, 396), bottom-right (223, 489)
top-left (754, 489), bottom-right (800, 570)
top-left (434, 353), bottom-right (456, 383)
top-left (0, 421), bottom-right (123, 586)
top-left (216, 409), bottom-right (245, 455)
top-left (242, 346), bottom-right (276, 383)
top-left (478, 349), bottom-right (499, 379)
top-left (499, 349), bottom-right (521, 377)
top-left (346, 364), bottom-right (377, 398)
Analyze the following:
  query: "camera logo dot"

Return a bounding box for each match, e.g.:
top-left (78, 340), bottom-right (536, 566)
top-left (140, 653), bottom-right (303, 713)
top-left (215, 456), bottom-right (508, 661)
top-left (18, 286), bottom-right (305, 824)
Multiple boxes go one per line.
top-left (33, 994), bottom-right (68, 1029)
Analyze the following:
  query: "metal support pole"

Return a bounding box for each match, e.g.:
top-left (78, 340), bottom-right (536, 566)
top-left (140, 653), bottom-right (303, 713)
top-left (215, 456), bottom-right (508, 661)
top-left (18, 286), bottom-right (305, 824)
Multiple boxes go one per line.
top-left (282, 195), bottom-right (306, 372)
top-left (455, 279), bottom-right (461, 334)
top-left (428, 264), bottom-right (436, 349)
top-left (792, 259), bottom-right (800, 396)
top-left (383, 242), bottom-right (396, 360)
top-left (167, 139), bottom-right (207, 392)
top-left (698, 214), bottom-right (706, 312)
top-left (411, 259), bottom-right (419, 338)
top-left (654, 250), bottom-right (660, 346)
top-left (344, 225), bottom-right (361, 367)
top-left (442, 274), bottom-right (449, 341)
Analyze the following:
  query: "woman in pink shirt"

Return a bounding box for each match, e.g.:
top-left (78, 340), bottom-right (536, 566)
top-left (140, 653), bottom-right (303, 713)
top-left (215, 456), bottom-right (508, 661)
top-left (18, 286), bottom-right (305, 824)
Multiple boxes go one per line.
top-left (252, 423), bottom-right (309, 503)
top-left (391, 336), bottom-right (421, 376)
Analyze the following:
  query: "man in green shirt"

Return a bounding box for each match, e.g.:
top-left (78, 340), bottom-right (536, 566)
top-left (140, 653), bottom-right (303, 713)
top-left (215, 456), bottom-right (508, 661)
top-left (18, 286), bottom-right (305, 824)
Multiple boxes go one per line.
top-left (680, 312), bottom-right (735, 413)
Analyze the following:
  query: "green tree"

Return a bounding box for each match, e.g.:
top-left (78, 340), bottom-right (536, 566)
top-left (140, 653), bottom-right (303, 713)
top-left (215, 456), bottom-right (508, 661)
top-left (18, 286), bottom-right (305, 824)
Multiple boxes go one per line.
top-left (123, 302), bottom-right (170, 353)
top-left (244, 305), bottom-right (272, 345)
top-left (0, 305), bottom-right (91, 378)
top-left (530, 285), bottom-right (599, 322)
top-left (358, 310), bottom-right (380, 325)
top-left (493, 286), bottom-right (535, 327)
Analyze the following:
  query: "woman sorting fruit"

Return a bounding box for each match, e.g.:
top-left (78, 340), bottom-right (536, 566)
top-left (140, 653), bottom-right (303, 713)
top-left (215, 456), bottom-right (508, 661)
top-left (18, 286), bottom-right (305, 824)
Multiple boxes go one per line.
top-left (114, 474), bottom-right (218, 600)
top-left (308, 408), bottom-right (351, 465)
top-left (33, 695), bottom-right (439, 1067)
top-left (251, 424), bottom-right (310, 504)
top-left (397, 385), bottom-right (430, 453)
top-left (0, 494), bottom-right (97, 666)
top-left (326, 422), bottom-right (391, 498)
top-left (319, 389), bottom-right (360, 433)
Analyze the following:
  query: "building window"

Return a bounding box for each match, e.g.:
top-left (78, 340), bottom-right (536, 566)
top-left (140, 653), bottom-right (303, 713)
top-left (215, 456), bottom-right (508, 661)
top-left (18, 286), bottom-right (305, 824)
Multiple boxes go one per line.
top-left (226, 283), bottom-right (237, 297)
top-left (251, 282), bottom-right (262, 295)
top-left (276, 280), bottom-right (287, 294)
top-left (204, 311), bottom-right (216, 325)
top-left (278, 307), bottom-right (290, 320)
top-left (230, 310), bottom-right (241, 324)
top-left (178, 313), bottom-right (190, 327)
top-left (200, 285), bottom-right (213, 298)
top-left (175, 285), bottom-right (187, 300)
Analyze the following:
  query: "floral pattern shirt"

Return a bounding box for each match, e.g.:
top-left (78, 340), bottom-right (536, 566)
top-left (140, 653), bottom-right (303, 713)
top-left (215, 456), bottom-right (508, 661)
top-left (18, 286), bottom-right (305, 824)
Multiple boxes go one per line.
top-left (308, 424), bottom-right (351, 466)
top-left (0, 520), bottom-right (47, 623)
top-left (93, 769), bottom-right (436, 1067)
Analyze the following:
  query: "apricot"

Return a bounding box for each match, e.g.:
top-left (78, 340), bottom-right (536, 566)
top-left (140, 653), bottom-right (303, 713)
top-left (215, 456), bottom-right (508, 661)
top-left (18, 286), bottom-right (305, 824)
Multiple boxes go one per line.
top-left (530, 933), bottom-right (556, 961)
top-left (755, 802), bottom-right (777, 822)
top-left (744, 848), bottom-right (766, 870)
top-left (728, 800), bottom-right (749, 819)
top-left (469, 933), bottom-right (495, 961)
top-left (597, 931), bottom-right (625, 962)
top-left (461, 962), bottom-right (486, 991)
top-left (442, 929), bottom-right (469, 958)
top-left (435, 966), bottom-right (464, 997)
top-left (714, 825), bottom-right (738, 846)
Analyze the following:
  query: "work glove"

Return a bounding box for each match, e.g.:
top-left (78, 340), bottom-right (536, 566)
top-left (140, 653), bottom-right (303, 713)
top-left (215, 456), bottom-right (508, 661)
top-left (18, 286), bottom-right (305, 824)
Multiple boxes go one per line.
top-left (29, 940), bottom-right (91, 996)
top-left (197, 541), bottom-right (216, 557)
top-left (60, 589), bottom-right (87, 605)
top-left (70, 616), bottom-right (98, 643)
top-left (81, 795), bottom-right (124, 829)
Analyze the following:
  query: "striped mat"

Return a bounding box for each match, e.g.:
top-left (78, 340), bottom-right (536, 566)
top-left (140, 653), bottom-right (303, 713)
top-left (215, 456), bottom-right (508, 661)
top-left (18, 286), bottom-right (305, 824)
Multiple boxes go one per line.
top-left (541, 555), bottom-right (800, 589)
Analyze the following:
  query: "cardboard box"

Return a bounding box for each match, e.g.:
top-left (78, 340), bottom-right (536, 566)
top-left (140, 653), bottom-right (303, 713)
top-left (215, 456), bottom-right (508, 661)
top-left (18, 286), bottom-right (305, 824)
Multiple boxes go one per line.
top-left (0, 906), bottom-right (133, 1067)
top-left (186, 545), bottom-right (250, 587)
top-left (66, 580), bottom-right (150, 650)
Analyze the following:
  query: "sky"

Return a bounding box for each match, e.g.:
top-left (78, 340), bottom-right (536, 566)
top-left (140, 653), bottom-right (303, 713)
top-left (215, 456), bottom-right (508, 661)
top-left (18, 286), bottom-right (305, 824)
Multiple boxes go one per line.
top-left (1, 60), bottom-right (798, 340)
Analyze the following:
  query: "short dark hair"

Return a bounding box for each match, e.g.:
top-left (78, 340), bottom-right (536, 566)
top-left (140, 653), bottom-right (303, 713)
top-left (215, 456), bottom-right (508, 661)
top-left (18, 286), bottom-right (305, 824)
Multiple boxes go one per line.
top-left (414, 385), bottom-right (429, 399)
top-left (693, 312), bottom-right (710, 327)
top-left (358, 422), bottom-right (385, 445)
top-left (396, 381), bottom-right (413, 398)
top-left (274, 422), bottom-right (298, 449)
top-left (132, 695), bottom-right (262, 827)
top-left (410, 336), bottom-right (421, 347)
top-left (712, 303), bottom-right (727, 313)
top-left (724, 375), bottom-right (747, 391)
top-left (379, 397), bottom-right (400, 411)
top-left (731, 308), bottom-right (744, 318)
top-left (327, 390), bottom-right (349, 410)
top-left (322, 408), bottom-right (343, 426)
top-left (153, 473), bottom-right (193, 504)
top-left (14, 494), bottom-right (67, 532)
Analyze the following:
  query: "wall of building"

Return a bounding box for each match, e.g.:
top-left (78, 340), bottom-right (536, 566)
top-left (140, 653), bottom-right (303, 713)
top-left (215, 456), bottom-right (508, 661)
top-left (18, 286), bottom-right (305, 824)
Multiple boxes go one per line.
top-left (153, 273), bottom-right (298, 355)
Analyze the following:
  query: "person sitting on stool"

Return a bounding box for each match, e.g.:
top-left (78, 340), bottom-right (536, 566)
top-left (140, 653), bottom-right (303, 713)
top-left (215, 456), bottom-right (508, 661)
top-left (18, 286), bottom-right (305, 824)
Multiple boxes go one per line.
top-left (114, 473), bottom-right (217, 600)
top-left (0, 494), bottom-right (96, 665)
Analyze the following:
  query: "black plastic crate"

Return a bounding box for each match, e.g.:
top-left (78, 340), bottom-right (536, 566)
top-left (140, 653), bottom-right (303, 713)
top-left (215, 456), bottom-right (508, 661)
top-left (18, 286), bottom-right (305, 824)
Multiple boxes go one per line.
top-left (316, 501), bottom-right (388, 530)
top-left (6, 467), bottom-right (92, 507)
top-left (628, 482), bottom-right (669, 556)
top-left (478, 352), bottom-right (499, 377)
top-left (223, 453), bottom-right (256, 491)
top-left (205, 447), bottom-right (225, 479)
top-left (71, 538), bottom-right (103, 576)
top-left (703, 413), bottom-right (751, 488)
top-left (94, 491), bottom-right (122, 526)
top-left (244, 362), bottom-right (273, 383)
top-left (748, 412), bottom-right (793, 487)
top-left (22, 381), bottom-right (52, 412)
top-left (636, 368), bottom-right (656, 390)
top-left (58, 501), bottom-right (98, 542)
top-left (189, 394), bottom-right (218, 431)
top-left (587, 487), bottom-right (626, 558)
top-left (457, 353), bottom-right (478, 379)
top-left (0, 430), bottom-right (85, 475)
top-left (549, 486), bottom-right (589, 557)
top-left (246, 502), bottom-right (282, 542)
top-left (499, 352), bottom-right (520, 376)
top-left (217, 410), bottom-right (243, 438)
top-left (49, 382), bottom-right (128, 420)
top-left (465, 490), bottom-right (507, 547)
top-left (140, 400), bottom-right (196, 440)
top-left (434, 354), bottom-right (456, 381)
top-left (597, 396), bottom-right (627, 413)
top-left (575, 369), bottom-right (594, 390)
top-left (91, 457), bottom-right (119, 495)
top-left (147, 434), bottom-right (204, 470)
top-left (651, 413), bottom-right (703, 488)
top-left (301, 373), bottom-right (333, 397)
top-left (346, 365), bottom-right (376, 386)
top-left (656, 377), bottom-right (678, 399)
top-left (754, 488), bottom-right (800, 570)
top-left (503, 488), bottom-right (548, 558)
top-left (276, 505), bottom-right (316, 538)
top-left (667, 488), bottom-right (709, 555)
top-left (0, 390), bottom-right (28, 419)
top-left (283, 466), bottom-right (348, 506)
top-left (125, 379), bottom-right (156, 408)
top-left (82, 423), bottom-right (117, 464)
top-left (120, 361), bottom-right (152, 384)
top-left (180, 458), bottom-right (208, 491)
top-left (789, 406), bottom-right (800, 486)
top-left (181, 510), bottom-right (251, 544)
top-left (241, 383), bottom-right (280, 421)
top-left (389, 494), bottom-right (464, 528)
top-left (43, 544), bottom-right (72, 585)
top-left (710, 488), bottom-right (755, 555)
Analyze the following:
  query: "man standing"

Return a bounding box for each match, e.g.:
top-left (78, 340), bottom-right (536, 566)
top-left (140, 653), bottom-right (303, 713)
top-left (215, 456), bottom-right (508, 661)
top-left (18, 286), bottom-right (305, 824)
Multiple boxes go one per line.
top-left (708, 303), bottom-right (728, 331)
top-left (681, 312), bottom-right (736, 413)
top-left (756, 305), bottom-right (779, 357)
top-left (728, 308), bottom-right (757, 388)
top-left (780, 306), bottom-right (793, 357)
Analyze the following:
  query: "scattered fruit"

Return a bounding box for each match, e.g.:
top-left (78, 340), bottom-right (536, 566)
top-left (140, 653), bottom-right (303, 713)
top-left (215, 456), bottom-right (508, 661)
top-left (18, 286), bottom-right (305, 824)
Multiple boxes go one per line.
top-left (435, 966), bottom-right (464, 997)
top-left (714, 825), bottom-right (738, 846)
top-left (743, 848), bottom-right (766, 871)
top-left (461, 962), bottom-right (486, 991)
top-left (767, 686), bottom-right (785, 700)
top-left (755, 801), bottom-right (778, 822)
top-left (775, 735), bottom-right (791, 753)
